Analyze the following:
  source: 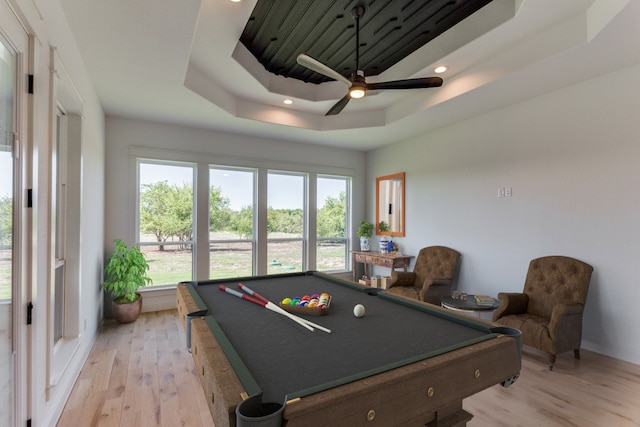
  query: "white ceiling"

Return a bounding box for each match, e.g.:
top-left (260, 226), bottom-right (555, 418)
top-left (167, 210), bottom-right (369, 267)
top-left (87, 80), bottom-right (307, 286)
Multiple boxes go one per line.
top-left (59, 0), bottom-right (640, 151)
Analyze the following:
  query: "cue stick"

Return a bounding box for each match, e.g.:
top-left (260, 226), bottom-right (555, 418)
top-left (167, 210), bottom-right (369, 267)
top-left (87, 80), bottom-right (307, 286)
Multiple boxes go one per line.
top-left (219, 285), bottom-right (315, 332)
top-left (238, 283), bottom-right (332, 334)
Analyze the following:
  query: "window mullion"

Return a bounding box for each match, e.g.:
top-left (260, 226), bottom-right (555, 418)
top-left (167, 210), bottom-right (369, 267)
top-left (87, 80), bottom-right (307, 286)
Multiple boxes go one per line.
top-left (307, 173), bottom-right (317, 271)
top-left (195, 163), bottom-right (209, 281)
top-left (256, 168), bottom-right (268, 275)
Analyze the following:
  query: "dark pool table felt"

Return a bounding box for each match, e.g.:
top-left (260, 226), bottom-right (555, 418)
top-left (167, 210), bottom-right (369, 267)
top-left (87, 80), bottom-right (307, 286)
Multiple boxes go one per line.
top-left (187, 273), bottom-right (494, 404)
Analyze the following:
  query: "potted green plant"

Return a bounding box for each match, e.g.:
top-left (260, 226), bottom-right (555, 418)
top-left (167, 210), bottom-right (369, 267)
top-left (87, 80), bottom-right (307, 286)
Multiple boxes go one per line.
top-left (357, 220), bottom-right (374, 251)
top-left (102, 239), bottom-right (152, 324)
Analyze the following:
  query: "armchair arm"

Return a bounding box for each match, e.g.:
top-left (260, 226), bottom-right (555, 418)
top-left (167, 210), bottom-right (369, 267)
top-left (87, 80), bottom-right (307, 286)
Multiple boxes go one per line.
top-left (418, 278), bottom-right (452, 302)
top-left (548, 303), bottom-right (585, 342)
top-left (387, 271), bottom-right (417, 289)
top-left (492, 292), bottom-right (529, 321)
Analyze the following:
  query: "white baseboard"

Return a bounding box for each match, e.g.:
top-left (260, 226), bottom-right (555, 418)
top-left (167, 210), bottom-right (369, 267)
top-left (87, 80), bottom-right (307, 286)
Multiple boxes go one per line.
top-left (140, 287), bottom-right (177, 313)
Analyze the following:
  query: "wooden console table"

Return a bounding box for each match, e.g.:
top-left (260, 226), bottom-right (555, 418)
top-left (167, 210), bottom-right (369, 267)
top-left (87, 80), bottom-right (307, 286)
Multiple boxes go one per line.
top-left (351, 250), bottom-right (414, 282)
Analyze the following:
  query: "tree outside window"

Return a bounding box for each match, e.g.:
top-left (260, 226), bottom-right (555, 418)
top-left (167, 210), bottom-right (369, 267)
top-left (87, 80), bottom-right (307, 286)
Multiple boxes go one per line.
top-left (317, 176), bottom-right (349, 271)
top-left (138, 162), bottom-right (194, 285)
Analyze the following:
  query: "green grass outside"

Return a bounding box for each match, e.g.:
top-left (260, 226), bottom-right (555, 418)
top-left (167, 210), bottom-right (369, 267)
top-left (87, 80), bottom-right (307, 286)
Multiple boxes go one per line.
top-left (316, 244), bottom-right (347, 270)
top-left (141, 240), bottom-right (347, 286)
top-left (0, 241), bottom-right (347, 296)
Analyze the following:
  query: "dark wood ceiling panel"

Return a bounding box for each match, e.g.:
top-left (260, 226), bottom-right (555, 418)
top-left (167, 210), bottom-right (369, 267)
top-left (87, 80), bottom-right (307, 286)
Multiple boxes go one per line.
top-left (240, 0), bottom-right (493, 84)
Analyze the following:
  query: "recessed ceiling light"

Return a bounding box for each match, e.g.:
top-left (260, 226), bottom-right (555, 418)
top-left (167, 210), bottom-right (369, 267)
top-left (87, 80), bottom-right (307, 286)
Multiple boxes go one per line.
top-left (283, 99), bottom-right (293, 105)
top-left (434, 65), bottom-right (448, 74)
top-left (229, 0), bottom-right (241, 3)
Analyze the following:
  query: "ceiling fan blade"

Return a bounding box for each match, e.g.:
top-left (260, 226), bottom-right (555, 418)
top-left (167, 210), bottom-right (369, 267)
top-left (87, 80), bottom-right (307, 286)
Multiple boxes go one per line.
top-left (326, 94), bottom-right (351, 116)
top-left (366, 77), bottom-right (443, 91)
top-left (296, 54), bottom-right (352, 87)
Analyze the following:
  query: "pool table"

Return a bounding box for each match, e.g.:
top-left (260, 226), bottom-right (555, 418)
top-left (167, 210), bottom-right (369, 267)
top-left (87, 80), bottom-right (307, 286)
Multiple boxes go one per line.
top-left (177, 272), bottom-right (521, 427)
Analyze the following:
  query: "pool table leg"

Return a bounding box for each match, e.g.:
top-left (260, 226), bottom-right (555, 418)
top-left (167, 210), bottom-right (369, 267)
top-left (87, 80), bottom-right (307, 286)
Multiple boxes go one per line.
top-left (426, 404), bottom-right (472, 427)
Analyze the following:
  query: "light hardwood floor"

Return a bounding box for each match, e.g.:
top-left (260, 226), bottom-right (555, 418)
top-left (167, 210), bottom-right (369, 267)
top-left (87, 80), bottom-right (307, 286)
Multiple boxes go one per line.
top-left (466, 346), bottom-right (640, 426)
top-left (57, 310), bottom-right (214, 427)
top-left (57, 309), bottom-right (640, 427)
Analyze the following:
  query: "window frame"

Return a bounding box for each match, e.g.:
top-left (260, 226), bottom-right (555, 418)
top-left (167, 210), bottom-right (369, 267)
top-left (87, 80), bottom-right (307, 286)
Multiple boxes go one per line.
top-left (208, 166), bottom-right (258, 279)
top-left (52, 107), bottom-right (67, 345)
top-left (129, 146), bottom-right (355, 284)
top-left (47, 49), bottom-right (85, 397)
top-left (266, 170), bottom-right (307, 274)
top-left (136, 159), bottom-right (197, 288)
top-left (316, 174), bottom-right (351, 273)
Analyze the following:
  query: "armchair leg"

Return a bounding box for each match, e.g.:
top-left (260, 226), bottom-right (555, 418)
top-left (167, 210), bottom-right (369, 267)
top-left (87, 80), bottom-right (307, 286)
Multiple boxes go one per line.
top-left (547, 353), bottom-right (556, 371)
top-left (574, 349), bottom-right (581, 360)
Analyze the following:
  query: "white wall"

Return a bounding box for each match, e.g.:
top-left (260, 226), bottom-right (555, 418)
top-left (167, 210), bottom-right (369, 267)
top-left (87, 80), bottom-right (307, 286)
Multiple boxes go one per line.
top-left (368, 63), bottom-right (640, 365)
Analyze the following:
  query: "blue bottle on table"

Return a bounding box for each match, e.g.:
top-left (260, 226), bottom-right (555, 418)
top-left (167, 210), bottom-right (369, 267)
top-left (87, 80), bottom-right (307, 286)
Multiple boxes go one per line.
top-left (387, 240), bottom-right (394, 253)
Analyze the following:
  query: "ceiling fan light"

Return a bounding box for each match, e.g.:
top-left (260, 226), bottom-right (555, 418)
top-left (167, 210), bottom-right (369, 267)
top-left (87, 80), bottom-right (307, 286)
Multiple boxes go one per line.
top-left (349, 86), bottom-right (366, 99)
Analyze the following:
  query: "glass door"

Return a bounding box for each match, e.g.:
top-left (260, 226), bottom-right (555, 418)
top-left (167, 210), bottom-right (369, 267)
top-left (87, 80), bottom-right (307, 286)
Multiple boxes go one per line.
top-left (0, 33), bottom-right (17, 427)
top-left (0, 5), bottom-right (28, 421)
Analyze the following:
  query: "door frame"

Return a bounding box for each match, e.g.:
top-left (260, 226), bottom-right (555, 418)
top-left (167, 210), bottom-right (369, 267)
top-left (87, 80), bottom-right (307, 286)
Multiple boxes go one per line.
top-left (1, 2), bottom-right (32, 425)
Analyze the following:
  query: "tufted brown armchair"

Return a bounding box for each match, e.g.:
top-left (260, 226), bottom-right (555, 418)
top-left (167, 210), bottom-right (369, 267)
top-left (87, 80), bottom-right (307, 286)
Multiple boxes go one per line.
top-left (386, 246), bottom-right (461, 304)
top-left (492, 256), bottom-right (593, 370)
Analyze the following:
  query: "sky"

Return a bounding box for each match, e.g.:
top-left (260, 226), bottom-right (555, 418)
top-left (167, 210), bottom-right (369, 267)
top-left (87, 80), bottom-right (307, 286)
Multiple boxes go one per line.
top-left (0, 159), bottom-right (346, 206)
top-left (139, 163), bottom-right (346, 211)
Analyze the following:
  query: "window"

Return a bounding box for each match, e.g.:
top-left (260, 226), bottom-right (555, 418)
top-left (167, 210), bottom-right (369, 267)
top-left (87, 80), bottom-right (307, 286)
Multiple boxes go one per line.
top-left (133, 150), bottom-right (353, 283)
top-left (0, 149), bottom-right (11, 302)
top-left (0, 33), bottom-right (16, 425)
top-left (267, 172), bottom-right (305, 274)
top-left (0, 38), bottom-right (15, 303)
top-left (138, 161), bottom-right (195, 286)
top-left (0, 142), bottom-right (11, 303)
top-left (209, 167), bottom-right (256, 278)
top-left (48, 50), bottom-right (85, 396)
top-left (316, 176), bottom-right (349, 271)
top-left (53, 108), bottom-right (67, 344)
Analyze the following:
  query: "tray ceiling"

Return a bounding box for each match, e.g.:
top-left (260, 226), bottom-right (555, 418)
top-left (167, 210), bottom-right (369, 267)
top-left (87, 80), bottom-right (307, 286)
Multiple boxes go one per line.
top-left (58, 0), bottom-right (640, 150)
top-left (240, 0), bottom-right (492, 84)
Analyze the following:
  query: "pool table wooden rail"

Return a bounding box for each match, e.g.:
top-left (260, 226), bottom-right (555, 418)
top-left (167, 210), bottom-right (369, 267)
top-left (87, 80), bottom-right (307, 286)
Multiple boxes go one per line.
top-left (283, 336), bottom-right (519, 426)
top-left (191, 317), bottom-right (247, 426)
top-left (177, 283), bottom-right (520, 427)
top-left (176, 283), bottom-right (202, 324)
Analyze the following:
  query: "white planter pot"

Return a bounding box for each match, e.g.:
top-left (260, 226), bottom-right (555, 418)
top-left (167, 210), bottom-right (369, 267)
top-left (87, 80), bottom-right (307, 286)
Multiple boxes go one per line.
top-left (360, 236), bottom-right (371, 251)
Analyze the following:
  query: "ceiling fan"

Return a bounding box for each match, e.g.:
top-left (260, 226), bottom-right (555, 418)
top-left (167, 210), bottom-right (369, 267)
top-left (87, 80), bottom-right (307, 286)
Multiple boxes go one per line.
top-left (296, 5), bottom-right (444, 116)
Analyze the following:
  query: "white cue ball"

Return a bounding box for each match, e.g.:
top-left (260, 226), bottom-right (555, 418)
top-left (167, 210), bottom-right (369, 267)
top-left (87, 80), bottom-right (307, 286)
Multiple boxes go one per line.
top-left (353, 304), bottom-right (365, 318)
